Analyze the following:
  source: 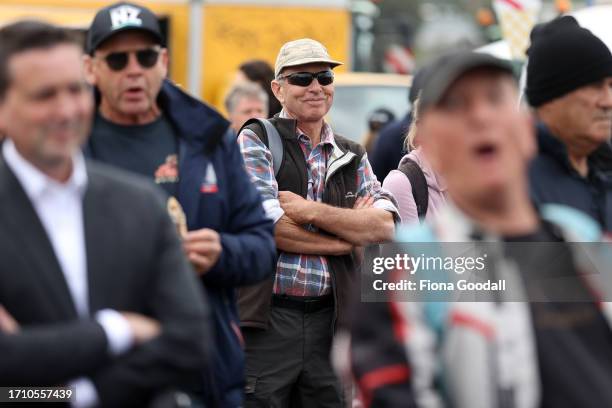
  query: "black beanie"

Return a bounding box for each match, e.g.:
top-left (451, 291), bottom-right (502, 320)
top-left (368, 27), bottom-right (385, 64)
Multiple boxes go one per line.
top-left (526, 16), bottom-right (612, 107)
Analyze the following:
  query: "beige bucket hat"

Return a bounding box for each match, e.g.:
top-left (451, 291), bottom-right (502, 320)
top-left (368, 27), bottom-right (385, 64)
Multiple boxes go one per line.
top-left (274, 38), bottom-right (343, 78)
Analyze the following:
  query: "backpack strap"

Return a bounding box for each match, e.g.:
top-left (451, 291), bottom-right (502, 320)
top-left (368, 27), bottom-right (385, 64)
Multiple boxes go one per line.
top-left (240, 118), bottom-right (284, 177)
top-left (398, 158), bottom-right (429, 220)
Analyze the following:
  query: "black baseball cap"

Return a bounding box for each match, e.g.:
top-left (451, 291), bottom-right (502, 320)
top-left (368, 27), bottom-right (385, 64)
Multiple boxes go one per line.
top-left (86, 2), bottom-right (163, 54)
top-left (419, 51), bottom-right (514, 110)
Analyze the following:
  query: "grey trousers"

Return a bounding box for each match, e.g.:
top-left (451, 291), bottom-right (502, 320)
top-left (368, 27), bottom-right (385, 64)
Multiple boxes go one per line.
top-left (243, 305), bottom-right (344, 408)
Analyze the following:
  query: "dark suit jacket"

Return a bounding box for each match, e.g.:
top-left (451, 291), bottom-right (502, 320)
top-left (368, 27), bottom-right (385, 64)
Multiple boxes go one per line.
top-left (0, 155), bottom-right (211, 407)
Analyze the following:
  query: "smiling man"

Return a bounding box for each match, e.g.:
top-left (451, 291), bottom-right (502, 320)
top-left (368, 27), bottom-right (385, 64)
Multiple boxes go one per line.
top-left (237, 38), bottom-right (398, 406)
top-left (526, 16), bottom-right (612, 230)
top-left (0, 20), bottom-right (211, 407)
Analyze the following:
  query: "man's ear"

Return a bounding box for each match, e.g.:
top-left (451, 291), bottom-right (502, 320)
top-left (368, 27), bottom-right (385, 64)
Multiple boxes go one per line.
top-left (271, 80), bottom-right (284, 105)
top-left (159, 48), bottom-right (169, 78)
top-left (0, 94), bottom-right (10, 136)
top-left (82, 54), bottom-right (96, 86)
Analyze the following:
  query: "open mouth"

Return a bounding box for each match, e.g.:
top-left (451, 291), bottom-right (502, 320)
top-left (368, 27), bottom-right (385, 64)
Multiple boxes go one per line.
top-left (473, 142), bottom-right (499, 160)
top-left (124, 87), bottom-right (145, 97)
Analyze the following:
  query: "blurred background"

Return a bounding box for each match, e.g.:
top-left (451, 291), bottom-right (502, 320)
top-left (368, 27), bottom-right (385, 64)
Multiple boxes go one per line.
top-left (2, 0), bottom-right (610, 140)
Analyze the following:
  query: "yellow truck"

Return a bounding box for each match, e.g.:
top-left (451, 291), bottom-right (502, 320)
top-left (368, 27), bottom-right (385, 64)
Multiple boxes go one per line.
top-left (0, 0), bottom-right (351, 110)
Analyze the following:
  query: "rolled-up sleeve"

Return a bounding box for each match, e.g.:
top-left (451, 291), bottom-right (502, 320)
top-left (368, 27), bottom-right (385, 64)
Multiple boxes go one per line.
top-left (237, 128), bottom-right (284, 223)
top-left (356, 153), bottom-right (401, 223)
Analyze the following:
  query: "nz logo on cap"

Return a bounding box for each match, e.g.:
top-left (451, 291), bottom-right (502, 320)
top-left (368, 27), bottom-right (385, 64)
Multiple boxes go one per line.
top-left (109, 5), bottom-right (143, 30)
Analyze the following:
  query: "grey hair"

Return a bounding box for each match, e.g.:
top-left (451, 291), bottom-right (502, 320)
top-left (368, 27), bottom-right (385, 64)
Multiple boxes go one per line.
top-left (224, 82), bottom-right (269, 114)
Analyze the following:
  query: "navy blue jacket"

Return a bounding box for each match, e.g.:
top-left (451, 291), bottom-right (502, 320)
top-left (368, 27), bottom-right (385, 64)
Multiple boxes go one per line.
top-left (370, 113), bottom-right (412, 181)
top-left (529, 123), bottom-right (612, 231)
top-left (88, 80), bottom-right (277, 407)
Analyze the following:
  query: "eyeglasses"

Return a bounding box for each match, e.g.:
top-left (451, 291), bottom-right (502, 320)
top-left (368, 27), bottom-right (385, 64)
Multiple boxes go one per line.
top-left (100, 47), bottom-right (161, 71)
top-left (277, 70), bottom-right (334, 87)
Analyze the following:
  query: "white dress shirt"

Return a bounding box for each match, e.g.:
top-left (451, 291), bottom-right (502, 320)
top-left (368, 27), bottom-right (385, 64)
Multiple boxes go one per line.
top-left (2, 140), bottom-right (133, 407)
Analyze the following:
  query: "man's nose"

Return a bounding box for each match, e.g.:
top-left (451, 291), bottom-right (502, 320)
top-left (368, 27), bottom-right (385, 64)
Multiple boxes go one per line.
top-left (468, 98), bottom-right (496, 125)
top-left (600, 85), bottom-right (612, 109)
top-left (55, 93), bottom-right (78, 119)
top-left (306, 77), bottom-right (323, 92)
top-left (54, 90), bottom-right (89, 122)
top-left (125, 52), bottom-right (144, 75)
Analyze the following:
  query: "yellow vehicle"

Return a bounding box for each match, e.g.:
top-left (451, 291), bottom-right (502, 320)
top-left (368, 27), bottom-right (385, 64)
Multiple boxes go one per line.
top-left (0, 0), bottom-right (351, 108)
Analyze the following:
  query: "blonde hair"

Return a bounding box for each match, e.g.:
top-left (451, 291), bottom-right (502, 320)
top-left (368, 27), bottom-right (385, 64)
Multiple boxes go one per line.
top-left (405, 97), bottom-right (421, 152)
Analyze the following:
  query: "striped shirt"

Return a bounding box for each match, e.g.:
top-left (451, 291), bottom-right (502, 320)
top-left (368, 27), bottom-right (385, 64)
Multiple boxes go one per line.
top-left (238, 110), bottom-right (398, 296)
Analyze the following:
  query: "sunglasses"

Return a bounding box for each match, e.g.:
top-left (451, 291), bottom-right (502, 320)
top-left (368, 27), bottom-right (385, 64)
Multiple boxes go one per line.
top-left (101, 47), bottom-right (161, 71)
top-left (278, 70), bottom-right (334, 87)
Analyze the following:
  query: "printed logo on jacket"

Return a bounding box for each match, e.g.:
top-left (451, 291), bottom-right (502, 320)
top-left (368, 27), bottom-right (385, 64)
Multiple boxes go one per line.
top-left (201, 163), bottom-right (218, 193)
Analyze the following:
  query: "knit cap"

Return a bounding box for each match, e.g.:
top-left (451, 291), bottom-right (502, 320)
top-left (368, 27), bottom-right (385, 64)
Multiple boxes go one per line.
top-left (526, 16), bottom-right (612, 107)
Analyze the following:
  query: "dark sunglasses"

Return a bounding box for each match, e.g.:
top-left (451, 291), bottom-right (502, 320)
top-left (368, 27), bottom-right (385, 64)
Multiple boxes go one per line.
top-left (101, 47), bottom-right (161, 71)
top-left (278, 70), bottom-right (334, 87)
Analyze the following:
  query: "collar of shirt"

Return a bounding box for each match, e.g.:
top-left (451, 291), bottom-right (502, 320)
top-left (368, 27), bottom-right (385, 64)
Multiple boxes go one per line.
top-left (279, 109), bottom-right (335, 148)
top-left (2, 138), bottom-right (88, 201)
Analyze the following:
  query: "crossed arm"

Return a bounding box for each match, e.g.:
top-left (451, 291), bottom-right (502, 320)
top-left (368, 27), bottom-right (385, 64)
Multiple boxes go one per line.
top-left (238, 128), bottom-right (397, 255)
top-left (0, 193), bottom-right (209, 405)
top-left (276, 195), bottom-right (390, 254)
top-left (275, 215), bottom-right (353, 255)
top-left (278, 192), bottom-right (395, 247)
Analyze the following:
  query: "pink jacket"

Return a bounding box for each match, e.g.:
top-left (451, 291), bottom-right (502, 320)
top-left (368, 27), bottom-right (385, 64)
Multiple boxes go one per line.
top-left (382, 148), bottom-right (447, 225)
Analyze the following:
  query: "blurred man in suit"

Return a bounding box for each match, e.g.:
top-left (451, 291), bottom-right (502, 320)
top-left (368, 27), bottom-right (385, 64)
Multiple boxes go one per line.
top-left (0, 20), bottom-right (210, 407)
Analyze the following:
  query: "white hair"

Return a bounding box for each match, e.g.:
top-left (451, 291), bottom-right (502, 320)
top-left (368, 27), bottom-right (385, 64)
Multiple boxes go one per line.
top-left (224, 82), bottom-right (269, 114)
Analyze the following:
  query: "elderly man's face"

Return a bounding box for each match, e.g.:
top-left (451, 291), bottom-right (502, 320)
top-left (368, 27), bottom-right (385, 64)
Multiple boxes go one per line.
top-left (539, 77), bottom-right (612, 152)
top-left (229, 96), bottom-right (268, 132)
top-left (0, 43), bottom-right (93, 172)
top-left (420, 69), bottom-right (534, 202)
top-left (272, 63), bottom-right (334, 124)
top-left (84, 30), bottom-right (167, 124)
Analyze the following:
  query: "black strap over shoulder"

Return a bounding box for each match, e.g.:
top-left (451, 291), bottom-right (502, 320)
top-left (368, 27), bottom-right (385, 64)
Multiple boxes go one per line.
top-left (240, 118), bottom-right (284, 176)
top-left (398, 158), bottom-right (429, 220)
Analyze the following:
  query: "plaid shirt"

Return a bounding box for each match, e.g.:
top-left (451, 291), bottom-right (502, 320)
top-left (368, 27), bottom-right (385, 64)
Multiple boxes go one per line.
top-left (238, 110), bottom-right (398, 297)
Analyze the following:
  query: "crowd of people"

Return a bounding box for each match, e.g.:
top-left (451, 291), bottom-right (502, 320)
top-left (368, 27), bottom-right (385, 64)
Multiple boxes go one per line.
top-left (0, 1), bottom-right (611, 408)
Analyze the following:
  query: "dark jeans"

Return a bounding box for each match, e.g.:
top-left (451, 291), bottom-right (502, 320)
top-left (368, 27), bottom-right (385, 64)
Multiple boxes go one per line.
top-left (243, 304), bottom-right (343, 408)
